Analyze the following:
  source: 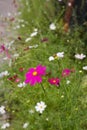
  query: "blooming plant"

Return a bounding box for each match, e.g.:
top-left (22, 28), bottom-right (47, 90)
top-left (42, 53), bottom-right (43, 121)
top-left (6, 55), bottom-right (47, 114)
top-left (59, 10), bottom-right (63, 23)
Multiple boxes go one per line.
top-left (62, 69), bottom-right (71, 77)
top-left (56, 52), bottom-right (64, 58)
top-left (75, 53), bottom-right (86, 60)
top-left (17, 82), bottom-right (26, 88)
top-left (48, 78), bottom-right (60, 86)
top-left (48, 52), bottom-right (64, 61)
top-left (35, 101), bottom-right (47, 114)
top-left (0, 0), bottom-right (87, 129)
top-left (49, 23), bottom-right (56, 30)
top-left (82, 66), bottom-right (87, 70)
top-left (25, 65), bottom-right (46, 86)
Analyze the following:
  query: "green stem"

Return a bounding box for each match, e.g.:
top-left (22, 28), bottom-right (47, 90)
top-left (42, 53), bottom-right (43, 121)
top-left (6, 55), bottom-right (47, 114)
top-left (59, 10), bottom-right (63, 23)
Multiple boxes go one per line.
top-left (40, 83), bottom-right (46, 94)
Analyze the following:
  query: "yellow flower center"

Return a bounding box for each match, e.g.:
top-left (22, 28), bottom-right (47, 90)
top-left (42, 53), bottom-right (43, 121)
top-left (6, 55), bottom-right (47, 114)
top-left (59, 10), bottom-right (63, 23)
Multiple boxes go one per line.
top-left (53, 80), bottom-right (56, 83)
top-left (32, 71), bottom-right (38, 76)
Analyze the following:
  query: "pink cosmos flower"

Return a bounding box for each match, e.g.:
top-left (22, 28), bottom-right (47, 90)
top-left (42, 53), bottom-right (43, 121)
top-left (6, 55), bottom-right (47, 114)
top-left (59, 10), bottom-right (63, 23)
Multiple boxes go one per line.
top-left (48, 78), bottom-right (60, 86)
top-left (25, 65), bottom-right (46, 86)
top-left (15, 78), bottom-right (21, 83)
top-left (62, 69), bottom-right (71, 77)
top-left (0, 44), bottom-right (11, 58)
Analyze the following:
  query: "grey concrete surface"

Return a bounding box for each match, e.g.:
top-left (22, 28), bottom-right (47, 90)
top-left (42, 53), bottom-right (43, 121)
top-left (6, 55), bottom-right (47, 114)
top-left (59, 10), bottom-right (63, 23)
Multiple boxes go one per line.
top-left (0, 0), bottom-right (17, 17)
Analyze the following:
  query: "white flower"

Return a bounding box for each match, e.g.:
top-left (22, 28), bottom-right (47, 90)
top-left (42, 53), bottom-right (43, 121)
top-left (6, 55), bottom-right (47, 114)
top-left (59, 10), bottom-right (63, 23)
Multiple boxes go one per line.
top-left (23, 122), bottom-right (29, 129)
top-left (49, 56), bottom-right (54, 61)
top-left (30, 31), bottom-right (38, 37)
top-left (66, 80), bottom-right (70, 84)
top-left (35, 101), bottom-right (47, 114)
top-left (49, 23), bottom-right (56, 30)
top-left (3, 71), bottom-right (9, 76)
top-left (82, 66), bottom-right (87, 70)
top-left (25, 37), bottom-right (32, 42)
top-left (1, 123), bottom-right (10, 129)
top-left (0, 106), bottom-right (6, 115)
top-left (0, 71), bottom-right (9, 78)
top-left (56, 52), bottom-right (64, 58)
top-left (75, 53), bottom-right (86, 60)
top-left (18, 82), bottom-right (26, 88)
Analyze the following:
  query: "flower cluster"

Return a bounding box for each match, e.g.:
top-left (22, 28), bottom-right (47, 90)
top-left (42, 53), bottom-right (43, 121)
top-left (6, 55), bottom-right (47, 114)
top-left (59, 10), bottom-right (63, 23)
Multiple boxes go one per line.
top-left (24, 64), bottom-right (74, 88)
top-left (49, 52), bottom-right (64, 61)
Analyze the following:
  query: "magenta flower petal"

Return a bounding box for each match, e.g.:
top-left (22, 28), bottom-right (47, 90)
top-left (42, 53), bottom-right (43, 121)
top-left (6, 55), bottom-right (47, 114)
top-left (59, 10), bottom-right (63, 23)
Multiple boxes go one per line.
top-left (62, 69), bottom-right (71, 77)
top-left (36, 65), bottom-right (46, 76)
top-left (25, 65), bottom-right (46, 86)
top-left (48, 78), bottom-right (60, 86)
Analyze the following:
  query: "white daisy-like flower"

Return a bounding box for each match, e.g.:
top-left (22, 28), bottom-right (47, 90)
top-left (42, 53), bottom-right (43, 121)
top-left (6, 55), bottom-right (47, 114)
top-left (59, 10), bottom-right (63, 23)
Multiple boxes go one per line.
top-left (25, 37), bottom-right (32, 42)
top-left (35, 101), bottom-right (47, 114)
top-left (75, 53), bottom-right (86, 60)
top-left (0, 106), bottom-right (6, 115)
top-left (1, 123), bottom-right (10, 129)
top-left (49, 23), bottom-right (56, 30)
top-left (23, 122), bottom-right (29, 129)
top-left (82, 66), bottom-right (87, 70)
top-left (30, 31), bottom-right (38, 37)
top-left (18, 82), bottom-right (26, 88)
top-left (56, 52), bottom-right (64, 58)
top-left (49, 56), bottom-right (54, 61)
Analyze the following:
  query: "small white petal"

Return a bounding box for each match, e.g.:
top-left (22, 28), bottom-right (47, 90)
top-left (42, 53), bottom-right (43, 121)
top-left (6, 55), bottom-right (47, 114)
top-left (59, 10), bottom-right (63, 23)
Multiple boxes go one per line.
top-left (49, 23), bottom-right (56, 30)
top-left (25, 37), bottom-right (32, 42)
top-left (49, 56), bottom-right (54, 61)
top-left (23, 123), bottom-right (29, 128)
top-left (82, 66), bottom-right (87, 70)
